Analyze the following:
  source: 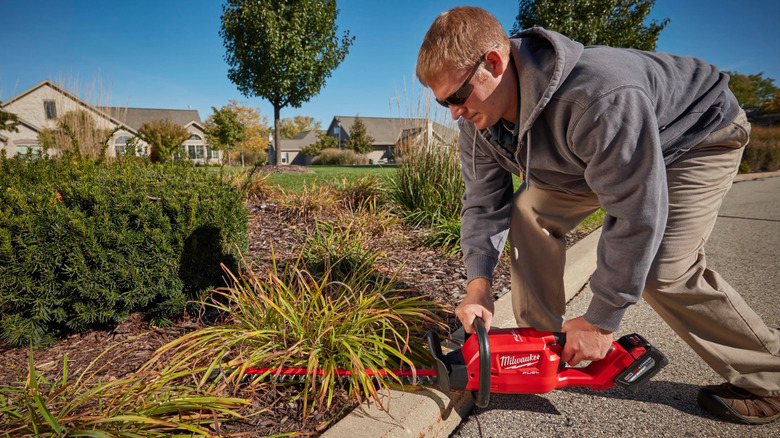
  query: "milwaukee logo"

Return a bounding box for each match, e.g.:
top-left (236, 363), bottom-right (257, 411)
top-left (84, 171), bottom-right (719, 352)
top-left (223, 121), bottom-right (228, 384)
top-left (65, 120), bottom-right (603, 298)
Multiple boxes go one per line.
top-left (500, 353), bottom-right (540, 370)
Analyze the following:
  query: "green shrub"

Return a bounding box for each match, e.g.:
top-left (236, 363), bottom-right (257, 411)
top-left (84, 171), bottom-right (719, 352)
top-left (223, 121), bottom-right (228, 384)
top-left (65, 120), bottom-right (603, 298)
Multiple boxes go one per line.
top-left (312, 148), bottom-right (367, 165)
top-left (0, 157), bottom-right (249, 347)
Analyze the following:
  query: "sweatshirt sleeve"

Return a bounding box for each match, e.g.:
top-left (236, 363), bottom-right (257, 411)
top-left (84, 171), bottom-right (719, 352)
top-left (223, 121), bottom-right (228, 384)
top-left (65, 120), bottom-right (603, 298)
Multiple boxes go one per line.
top-left (458, 120), bottom-right (515, 283)
top-left (569, 87), bottom-right (668, 331)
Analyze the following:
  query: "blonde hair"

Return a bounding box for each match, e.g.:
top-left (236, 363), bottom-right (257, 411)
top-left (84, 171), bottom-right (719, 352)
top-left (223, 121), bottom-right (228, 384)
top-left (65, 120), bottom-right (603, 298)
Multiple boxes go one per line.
top-left (416, 6), bottom-right (510, 87)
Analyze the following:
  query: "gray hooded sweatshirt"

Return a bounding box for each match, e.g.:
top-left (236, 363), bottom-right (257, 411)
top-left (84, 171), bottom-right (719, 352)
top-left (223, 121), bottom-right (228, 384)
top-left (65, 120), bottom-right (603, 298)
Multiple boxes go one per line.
top-left (459, 27), bottom-right (740, 331)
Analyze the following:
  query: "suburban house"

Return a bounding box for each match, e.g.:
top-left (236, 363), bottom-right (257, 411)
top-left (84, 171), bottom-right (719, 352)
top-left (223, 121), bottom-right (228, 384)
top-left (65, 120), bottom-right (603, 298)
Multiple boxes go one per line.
top-left (0, 80), bottom-right (215, 163)
top-left (324, 116), bottom-right (458, 164)
top-left (271, 129), bottom-right (319, 165)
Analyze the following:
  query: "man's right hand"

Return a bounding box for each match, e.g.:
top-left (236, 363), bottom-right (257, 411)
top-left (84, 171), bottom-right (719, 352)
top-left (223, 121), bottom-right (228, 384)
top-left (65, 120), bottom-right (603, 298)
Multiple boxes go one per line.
top-left (455, 277), bottom-right (495, 333)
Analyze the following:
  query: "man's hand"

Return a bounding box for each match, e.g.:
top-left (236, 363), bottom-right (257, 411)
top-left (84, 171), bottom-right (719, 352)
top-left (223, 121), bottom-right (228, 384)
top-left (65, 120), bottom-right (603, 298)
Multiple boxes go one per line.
top-left (455, 278), bottom-right (494, 333)
top-left (560, 316), bottom-right (613, 366)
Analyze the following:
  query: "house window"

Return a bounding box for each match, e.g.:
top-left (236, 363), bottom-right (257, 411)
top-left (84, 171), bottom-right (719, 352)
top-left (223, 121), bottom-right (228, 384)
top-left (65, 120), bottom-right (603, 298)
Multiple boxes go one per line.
top-left (16, 143), bottom-right (41, 159)
top-left (188, 144), bottom-right (204, 159)
top-left (281, 152), bottom-right (289, 164)
top-left (44, 101), bottom-right (57, 119)
top-left (207, 147), bottom-right (219, 160)
top-left (189, 134), bottom-right (202, 141)
top-left (115, 135), bottom-right (129, 156)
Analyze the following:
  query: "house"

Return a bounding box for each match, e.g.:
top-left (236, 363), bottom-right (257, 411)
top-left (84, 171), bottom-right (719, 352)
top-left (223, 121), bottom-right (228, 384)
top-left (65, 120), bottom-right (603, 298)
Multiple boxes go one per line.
top-left (270, 129), bottom-right (319, 165)
top-left (0, 80), bottom-right (215, 164)
top-left (324, 116), bottom-right (458, 164)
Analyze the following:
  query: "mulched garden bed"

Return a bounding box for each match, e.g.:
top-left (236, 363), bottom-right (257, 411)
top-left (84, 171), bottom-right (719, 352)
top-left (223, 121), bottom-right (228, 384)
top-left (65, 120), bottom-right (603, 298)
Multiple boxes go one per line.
top-left (0, 192), bottom-right (586, 436)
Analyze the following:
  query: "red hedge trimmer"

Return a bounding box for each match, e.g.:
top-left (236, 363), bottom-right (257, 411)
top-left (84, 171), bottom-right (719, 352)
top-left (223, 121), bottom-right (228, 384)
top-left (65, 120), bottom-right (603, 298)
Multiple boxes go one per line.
top-left (244, 318), bottom-right (667, 407)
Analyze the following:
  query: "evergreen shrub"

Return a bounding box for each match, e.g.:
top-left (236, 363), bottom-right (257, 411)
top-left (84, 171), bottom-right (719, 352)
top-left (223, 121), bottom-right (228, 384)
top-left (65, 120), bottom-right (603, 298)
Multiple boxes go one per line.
top-left (0, 156), bottom-right (249, 346)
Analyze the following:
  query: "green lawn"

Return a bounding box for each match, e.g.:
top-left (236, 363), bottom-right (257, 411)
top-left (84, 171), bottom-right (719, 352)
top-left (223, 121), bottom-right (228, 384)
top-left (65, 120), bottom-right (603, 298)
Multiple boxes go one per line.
top-left (267, 165), bottom-right (397, 191)
top-left (205, 164), bottom-right (397, 191)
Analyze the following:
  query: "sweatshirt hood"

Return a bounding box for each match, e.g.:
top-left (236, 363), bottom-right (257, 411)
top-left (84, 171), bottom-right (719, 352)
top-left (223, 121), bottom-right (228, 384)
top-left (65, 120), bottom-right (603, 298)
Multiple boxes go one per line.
top-left (506, 27), bottom-right (584, 185)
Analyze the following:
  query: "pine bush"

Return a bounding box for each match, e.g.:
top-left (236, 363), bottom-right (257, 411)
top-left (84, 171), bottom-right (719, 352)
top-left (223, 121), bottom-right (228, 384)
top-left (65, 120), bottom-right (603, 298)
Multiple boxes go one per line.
top-left (0, 156), bottom-right (248, 346)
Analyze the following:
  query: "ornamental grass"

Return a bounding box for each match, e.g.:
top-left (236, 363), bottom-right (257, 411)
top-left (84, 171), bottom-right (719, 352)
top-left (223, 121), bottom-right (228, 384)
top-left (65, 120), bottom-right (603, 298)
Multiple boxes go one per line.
top-left (141, 254), bottom-right (447, 422)
top-left (0, 335), bottom-right (248, 437)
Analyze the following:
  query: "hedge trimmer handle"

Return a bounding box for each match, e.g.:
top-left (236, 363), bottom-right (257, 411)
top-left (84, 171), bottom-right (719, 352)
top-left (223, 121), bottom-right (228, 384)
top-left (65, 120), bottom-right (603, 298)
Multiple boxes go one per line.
top-left (472, 317), bottom-right (491, 407)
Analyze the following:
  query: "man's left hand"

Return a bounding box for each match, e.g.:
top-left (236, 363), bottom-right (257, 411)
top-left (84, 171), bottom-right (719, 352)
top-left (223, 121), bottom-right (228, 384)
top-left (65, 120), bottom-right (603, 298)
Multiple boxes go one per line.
top-left (560, 316), bottom-right (614, 366)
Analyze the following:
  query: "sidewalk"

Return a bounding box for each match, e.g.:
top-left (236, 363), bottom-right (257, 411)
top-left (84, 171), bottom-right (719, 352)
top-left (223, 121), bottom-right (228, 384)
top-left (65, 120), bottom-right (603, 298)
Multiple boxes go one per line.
top-left (324, 172), bottom-right (780, 437)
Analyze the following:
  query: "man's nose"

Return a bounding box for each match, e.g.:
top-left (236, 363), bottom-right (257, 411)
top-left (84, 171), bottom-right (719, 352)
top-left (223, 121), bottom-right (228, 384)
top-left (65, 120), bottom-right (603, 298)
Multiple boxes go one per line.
top-left (450, 105), bottom-right (465, 120)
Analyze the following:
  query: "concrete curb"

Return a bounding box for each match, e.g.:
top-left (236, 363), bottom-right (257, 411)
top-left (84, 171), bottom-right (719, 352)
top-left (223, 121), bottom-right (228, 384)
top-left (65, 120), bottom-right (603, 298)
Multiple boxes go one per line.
top-left (733, 170), bottom-right (780, 182)
top-left (323, 226), bottom-right (603, 438)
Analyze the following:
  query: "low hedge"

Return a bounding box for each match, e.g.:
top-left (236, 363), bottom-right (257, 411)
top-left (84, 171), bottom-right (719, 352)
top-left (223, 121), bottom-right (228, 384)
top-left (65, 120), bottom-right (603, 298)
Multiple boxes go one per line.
top-left (0, 156), bottom-right (248, 346)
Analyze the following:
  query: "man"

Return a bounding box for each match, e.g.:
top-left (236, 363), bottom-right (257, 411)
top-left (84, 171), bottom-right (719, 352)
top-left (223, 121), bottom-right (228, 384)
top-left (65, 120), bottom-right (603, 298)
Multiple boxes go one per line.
top-left (416, 6), bottom-right (779, 425)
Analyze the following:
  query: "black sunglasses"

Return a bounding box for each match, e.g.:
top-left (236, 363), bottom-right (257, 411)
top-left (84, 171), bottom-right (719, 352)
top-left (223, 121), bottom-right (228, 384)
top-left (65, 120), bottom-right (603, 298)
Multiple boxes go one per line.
top-left (436, 43), bottom-right (499, 108)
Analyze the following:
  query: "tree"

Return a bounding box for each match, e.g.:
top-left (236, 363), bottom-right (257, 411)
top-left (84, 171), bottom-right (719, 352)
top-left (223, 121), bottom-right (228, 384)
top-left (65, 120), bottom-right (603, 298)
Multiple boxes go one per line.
top-left (223, 99), bottom-right (271, 164)
top-left (764, 94), bottom-right (780, 114)
top-left (344, 117), bottom-right (374, 155)
top-left (138, 119), bottom-right (190, 163)
top-left (724, 71), bottom-right (780, 109)
top-left (0, 103), bottom-right (20, 133)
top-left (280, 115), bottom-right (322, 139)
top-left (204, 104), bottom-right (249, 166)
top-left (221, 0), bottom-right (354, 165)
top-left (301, 131), bottom-right (337, 156)
top-left (511, 0), bottom-right (669, 51)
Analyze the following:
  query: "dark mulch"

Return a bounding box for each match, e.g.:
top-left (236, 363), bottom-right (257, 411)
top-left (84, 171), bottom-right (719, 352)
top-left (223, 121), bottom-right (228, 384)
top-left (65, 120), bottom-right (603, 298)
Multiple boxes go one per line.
top-left (0, 198), bottom-right (585, 436)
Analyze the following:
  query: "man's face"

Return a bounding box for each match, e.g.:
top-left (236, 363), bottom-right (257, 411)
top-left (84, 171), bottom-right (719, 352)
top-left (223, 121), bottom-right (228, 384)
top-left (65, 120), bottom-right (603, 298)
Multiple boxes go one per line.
top-left (429, 59), bottom-right (505, 130)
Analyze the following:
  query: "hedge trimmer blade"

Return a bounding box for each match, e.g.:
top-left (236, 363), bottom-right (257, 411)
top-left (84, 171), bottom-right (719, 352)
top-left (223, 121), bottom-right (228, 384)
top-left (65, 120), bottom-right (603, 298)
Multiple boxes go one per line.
top-left (244, 366), bottom-right (438, 385)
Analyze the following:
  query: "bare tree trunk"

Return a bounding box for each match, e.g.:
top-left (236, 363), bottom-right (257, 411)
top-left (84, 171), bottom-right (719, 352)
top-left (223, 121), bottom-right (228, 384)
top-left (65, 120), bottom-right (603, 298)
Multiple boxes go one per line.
top-left (274, 105), bottom-right (281, 166)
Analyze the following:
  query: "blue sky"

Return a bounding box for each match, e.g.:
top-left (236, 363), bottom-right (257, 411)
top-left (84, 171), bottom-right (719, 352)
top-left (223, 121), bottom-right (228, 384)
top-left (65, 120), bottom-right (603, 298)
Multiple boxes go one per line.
top-left (1, 0), bottom-right (778, 127)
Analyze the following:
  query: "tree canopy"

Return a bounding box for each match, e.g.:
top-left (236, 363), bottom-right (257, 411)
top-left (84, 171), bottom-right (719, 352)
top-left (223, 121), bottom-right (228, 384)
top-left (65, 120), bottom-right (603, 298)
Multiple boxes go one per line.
top-left (511, 0), bottom-right (669, 51)
top-left (280, 115), bottom-right (322, 140)
top-left (724, 71), bottom-right (779, 109)
top-left (204, 106), bottom-right (247, 166)
top-left (220, 0), bottom-right (354, 165)
top-left (138, 119), bottom-right (190, 163)
top-left (223, 99), bottom-right (271, 158)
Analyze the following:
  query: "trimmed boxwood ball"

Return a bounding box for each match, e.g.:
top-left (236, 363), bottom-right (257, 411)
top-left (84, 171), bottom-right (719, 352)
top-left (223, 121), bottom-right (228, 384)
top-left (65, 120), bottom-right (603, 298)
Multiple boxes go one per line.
top-left (0, 156), bottom-right (248, 347)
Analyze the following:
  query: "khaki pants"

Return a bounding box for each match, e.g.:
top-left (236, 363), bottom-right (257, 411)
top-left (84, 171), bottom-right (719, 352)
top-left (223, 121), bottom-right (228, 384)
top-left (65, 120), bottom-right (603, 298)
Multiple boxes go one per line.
top-left (508, 110), bottom-right (780, 396)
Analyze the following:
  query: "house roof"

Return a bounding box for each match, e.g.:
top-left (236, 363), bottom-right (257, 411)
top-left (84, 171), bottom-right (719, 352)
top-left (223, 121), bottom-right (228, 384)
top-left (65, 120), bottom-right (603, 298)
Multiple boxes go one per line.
top-left (329, 116), bottom-right (457, 146)
top-left (279, 130), bottom-right (318, 152)
top-left (98, 107), bottom-right (202, 131)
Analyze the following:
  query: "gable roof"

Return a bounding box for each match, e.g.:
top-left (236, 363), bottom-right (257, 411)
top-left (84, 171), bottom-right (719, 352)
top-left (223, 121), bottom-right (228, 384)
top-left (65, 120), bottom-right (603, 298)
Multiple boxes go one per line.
top-left (329, 116), bottom-right (457, 146)
top-left (279, 129), bottom-right (318, 152)
top-left (99, 107), bottom-right (202, 131)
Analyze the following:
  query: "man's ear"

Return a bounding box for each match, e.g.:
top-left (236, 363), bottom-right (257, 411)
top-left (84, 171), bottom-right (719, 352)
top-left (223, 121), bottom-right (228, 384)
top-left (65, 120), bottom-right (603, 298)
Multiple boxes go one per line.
top-left (484, 49), bottom-right (506, 77)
